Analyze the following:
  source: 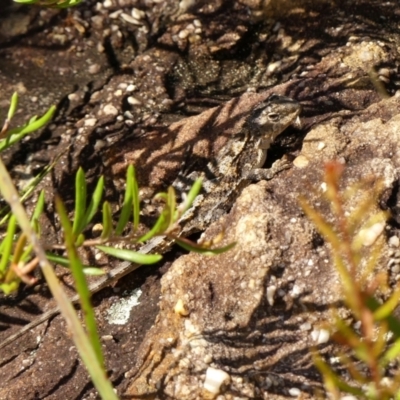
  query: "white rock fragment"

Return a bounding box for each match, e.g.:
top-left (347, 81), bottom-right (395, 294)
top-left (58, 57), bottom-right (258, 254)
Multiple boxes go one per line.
top-left (293, 155), bottom-right (309, 168)
top-left (289, 387), bottom-right (301, 396)
top-left (291, 284), bottom-right (302, 297)
top-left (106, 288), bottom-right (142, 325)
top-left (266, 285), bottom-right (276, 306)
top-left (311, 328), bottom-right (330, 344)
top-left (68, 93), bottom-right (80, 101)
top-left (84, 118), bottom-right (97, 127)
top-left (359, 222), bottom-right (385, 246)
top-left (109, 10), bottom-right (122, 19)
top-left (178, 29), bottom-right (190, 39)
top-left (389, 236), bottom-right (400, 247)
top-left (121, 13), bottom-right (142, 25)
top-left (131, 8), bottom-right (145, 20)
top-left (127, 96), bottom-right (141, 105)
top-left (203, 367), bottom-right (230, 394)
top-left (103, 104), bottom-right (118, 116)
top-left (267, 60), bottom-right (282, 74)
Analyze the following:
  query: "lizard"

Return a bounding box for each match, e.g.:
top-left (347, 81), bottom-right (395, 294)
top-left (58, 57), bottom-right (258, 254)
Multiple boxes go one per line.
top-left (0, 93), bottom-right (301, 350)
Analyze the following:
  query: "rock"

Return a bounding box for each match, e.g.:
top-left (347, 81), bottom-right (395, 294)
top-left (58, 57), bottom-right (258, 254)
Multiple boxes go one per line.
top-left (124, 94), bottom-right (400, 398)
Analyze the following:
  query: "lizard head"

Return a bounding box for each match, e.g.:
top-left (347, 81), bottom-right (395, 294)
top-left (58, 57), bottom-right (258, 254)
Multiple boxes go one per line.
top-left (249, 94), bottom-right (302, 142)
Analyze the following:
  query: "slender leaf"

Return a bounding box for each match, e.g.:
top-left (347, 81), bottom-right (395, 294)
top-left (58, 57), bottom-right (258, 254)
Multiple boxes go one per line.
top-left (82, 267), bottom-right (106, 276)
top-left (115, 165), bottom-right (134, 235)
top-left (0, 215), bottom-right (16, 274)
top-left (7, 105), bottom-right (55, 136)
top-left (0, 280), bottom-right (21, 294)
top-left (11, 234), bottom-right (27, 266)
top-left (82, 176), bottom-right (104, 229)
top-left (46, 253), bottom-right (104, 275)
top-left (7, 92), bottom-right (18, 121)
top-left (46, 252), bottom-right (74, 266)
top-left (31, 190), bottom-right (45, 222)
top-left (0, 155), bottom-right (118, 399)
top-left (167, 186), bottom-right (176, 227)
top-left (179, 178), bottom-right (202, 217)
top-left (96, 245), bottom-right (162, 264)
top-left (72, 167), bottom-right (87, 236)
top-left (101, 201), bottom-right (112, 240)
top-left (132, 166), bottom-right (140, 231)
top-left (137, 211), bottom-right (167, 243)
top-left (313, 351), bottom-right (362, 397)
top-left (0, 106), bottom-right (55, 153)
top-left (56, 196), bottom-right (105, 370)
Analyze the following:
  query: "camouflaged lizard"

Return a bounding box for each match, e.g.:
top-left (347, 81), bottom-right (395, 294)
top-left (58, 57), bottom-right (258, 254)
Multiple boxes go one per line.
top-left (0, 94), bottom-right (301, 350)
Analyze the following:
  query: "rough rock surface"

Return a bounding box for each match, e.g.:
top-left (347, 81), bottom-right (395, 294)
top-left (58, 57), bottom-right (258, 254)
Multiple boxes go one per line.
top-left (1, 0), bottom-right (400, 398)
top-left (124, 94), bottom-right (400, 399)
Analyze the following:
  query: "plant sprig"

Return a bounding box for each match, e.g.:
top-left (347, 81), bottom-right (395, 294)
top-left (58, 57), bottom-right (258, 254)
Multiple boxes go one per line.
top-left (13, 0), bottom-right (82, 8)
top-left (301, 162), bottom-right (400, 400)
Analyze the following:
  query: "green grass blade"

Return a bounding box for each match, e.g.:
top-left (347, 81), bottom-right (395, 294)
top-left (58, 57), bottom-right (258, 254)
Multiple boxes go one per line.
top-left (46, 252), bottom-right (76, 266)
top-left (132, 166), bottom-right (140, 231)
top-left (137, 211), bottom-right (167, 243)
top-left (31, 190), bottom-right (45, 222)
top-left (0, 106), bottom-right (55, 152)
top-left (81, 267), bottom-right (106, 276)
top-left (96, 245), bottom-right (162, 264)
top-left (46, 253), bottom-right (104, 275)
top-left (101, 201), bottom-right (112, 240)
top-left (179, 178), bottom-right (202, 217)
top-left (11, 234), bottom-right (27, 265)
top-left (72, 167), bottom-right (87, 236)
top-left (167, 186), bottom-right (176, 227)
top-left (115, 165), bottom-right (134, 236)
top-left (0, 155), bottom-right (118, 399)
top-left (7, 92), bottom-right (18, 121)
top-left (0, 215), bottom-right (16, 275)
top-left (7, 105), bottom-right (56, 136)
top-left (82, 176), bottom-right (104, 228)
top-left (56, 196), bottom-right (105, 370)
top-left (56, 0), bottom-right (83, 7)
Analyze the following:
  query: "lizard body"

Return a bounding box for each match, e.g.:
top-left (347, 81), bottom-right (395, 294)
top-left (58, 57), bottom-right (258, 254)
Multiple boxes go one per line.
top-left (0, 94), bottom-right (301, 350)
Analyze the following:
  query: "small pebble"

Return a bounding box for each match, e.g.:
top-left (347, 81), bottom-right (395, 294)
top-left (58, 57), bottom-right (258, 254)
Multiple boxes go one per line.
top-left (103, 104), bottom-right (118, 116)
top-left (288, 387), bottom-right (301, 397)
top-left (203, 367), bottom-right (230, 394)
top-left (293, 155), bottom-right (309, 168)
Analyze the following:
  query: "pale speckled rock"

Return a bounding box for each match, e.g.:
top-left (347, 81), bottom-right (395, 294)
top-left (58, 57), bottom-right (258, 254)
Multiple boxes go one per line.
top-left (125, 181), bottom-right (318, 399)
top-left (124, 94), bottom-right (400, 399)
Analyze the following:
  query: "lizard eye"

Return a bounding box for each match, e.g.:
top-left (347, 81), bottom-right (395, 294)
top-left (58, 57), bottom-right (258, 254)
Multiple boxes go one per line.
top-left (268, 112), bottom-right (280, 122)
